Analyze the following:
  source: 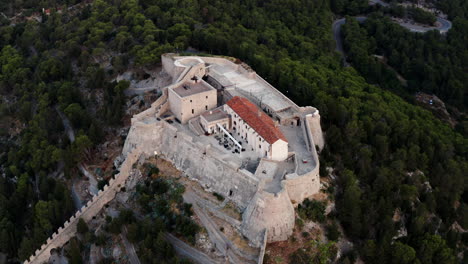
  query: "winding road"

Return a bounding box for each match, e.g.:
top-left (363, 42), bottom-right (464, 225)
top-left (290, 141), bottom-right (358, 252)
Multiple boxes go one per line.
top-left (56, 107), bottom-right (99, 201)
top-left (121, 227), bottom-right (141, 264)
top-left (164, 233), bottom-right (217, 264)
top-left (333, 1), bottom-right (452, 65)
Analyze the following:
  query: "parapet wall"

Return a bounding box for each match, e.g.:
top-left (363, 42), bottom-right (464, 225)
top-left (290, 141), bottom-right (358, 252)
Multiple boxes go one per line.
top-left (305, 112), bottom-right (324, 151)
top-left (24, 150), bottom-right (142, 264)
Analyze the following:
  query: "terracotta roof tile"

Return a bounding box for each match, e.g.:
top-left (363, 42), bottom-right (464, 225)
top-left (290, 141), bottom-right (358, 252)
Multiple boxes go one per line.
top-left (226, 96), bottom-right (287, 144)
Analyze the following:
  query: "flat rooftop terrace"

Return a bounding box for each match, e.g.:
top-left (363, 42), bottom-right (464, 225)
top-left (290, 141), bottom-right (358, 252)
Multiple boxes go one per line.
top-left (201, 108), bottom-right (229, 123)
top-left (172, 80), bottom-right (214, 98)
top-left (280, 126), bottom-right (315, 175)
top-left (209, 64), bottom-right (294, 113)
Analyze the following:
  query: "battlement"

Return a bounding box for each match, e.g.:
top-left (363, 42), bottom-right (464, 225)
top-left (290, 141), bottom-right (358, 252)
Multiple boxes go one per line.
top-left (24, 150), bottom-right (142, 264)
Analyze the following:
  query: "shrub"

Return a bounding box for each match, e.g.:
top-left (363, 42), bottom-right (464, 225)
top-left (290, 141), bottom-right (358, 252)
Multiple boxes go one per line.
top-left (213, 192), bottom-right (224, 201)
top-left (298, 199), bottom-right (326, 223)
top-left (326, 221), bottom-right (341, 241)
top-left (296, 218), bottom-right (305, 229)
top-left (98, 179), bottom-right (108, 190)
top-left (77, 218), bottom-right (89, 234)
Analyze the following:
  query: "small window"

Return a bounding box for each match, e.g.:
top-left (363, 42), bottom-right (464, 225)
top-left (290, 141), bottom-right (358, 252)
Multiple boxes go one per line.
top-left (192, 109), bottom-right (194, 114)
top-left (259, 145), bottom-right (261, 149)
top-left (205, 105), bottom-right (208, 110)
top-left (190, 100), bottom-right (192, 103)
top-left (206, 96), bottom-right (208, 99)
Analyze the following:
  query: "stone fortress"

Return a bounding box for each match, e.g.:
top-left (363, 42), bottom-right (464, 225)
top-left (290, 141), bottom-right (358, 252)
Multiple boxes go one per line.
top-left (124, 54), bottom-right (324, 245)
top-left (24, 54), bottom-right (324, 264)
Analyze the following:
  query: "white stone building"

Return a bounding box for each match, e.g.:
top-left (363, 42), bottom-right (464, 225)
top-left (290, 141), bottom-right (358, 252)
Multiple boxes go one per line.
top-left (200, 107), bottom-right (230, 134)
top-left (225, 96), bottom-right (288, 161)
top-left (168, 79), bottom-right (217, 124)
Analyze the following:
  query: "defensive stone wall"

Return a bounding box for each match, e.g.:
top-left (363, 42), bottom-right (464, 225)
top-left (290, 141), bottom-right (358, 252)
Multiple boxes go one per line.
top-left (161, 53), bottom-right (179, 79)
top-left (283, 116), bottom-right (321, 205)
top-left (123, 119), bottom-right (259, 209)
top-left (241, 181), bottom-right (295, 247)
top-left (305, 112), bottom-right (324, 151)
top-left (257, 229), bottom-right (268, 264)
top-left (24, 150), bottom-right (142, 264)
top-left (26, 55), bottom-right (325, 263)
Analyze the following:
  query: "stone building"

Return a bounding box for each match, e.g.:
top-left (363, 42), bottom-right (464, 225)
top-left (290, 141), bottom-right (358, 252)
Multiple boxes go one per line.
top-left (225, 96), bottom-right (288, 161)
top-left (168, 79), bottom-right (217, 123)
top-left (200, 107), bottom-right (230, 133)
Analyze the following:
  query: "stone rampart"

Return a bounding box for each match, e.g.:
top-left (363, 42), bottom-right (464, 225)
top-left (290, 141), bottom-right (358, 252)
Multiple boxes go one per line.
top-left (26, 55), bottom-right (324, 263)
top-left (283, 116), bottom-right (321, 205)
top-left (24, 150), bottom-right (141, 264)
top-left (241, 182), bottom-right (295, 247)
top-left (305, 112), bottom-right (324, 151)
top-left (161, 53), bottom-right (179, 79)
top-left (123, 119), bottom-right (259, 209)
top-left (257, 229), bottom-right (268, 264)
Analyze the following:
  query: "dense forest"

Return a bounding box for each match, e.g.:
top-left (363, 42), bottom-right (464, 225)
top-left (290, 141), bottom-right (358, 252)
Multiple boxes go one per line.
top-left (341, 13), bottom-right (468, 117)
top-left (0, 0), bottom-right (466, 263)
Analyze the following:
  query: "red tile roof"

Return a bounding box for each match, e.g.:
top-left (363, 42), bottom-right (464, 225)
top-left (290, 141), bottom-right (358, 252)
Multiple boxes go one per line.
top-left (226, 96), bottom-right (287, 144)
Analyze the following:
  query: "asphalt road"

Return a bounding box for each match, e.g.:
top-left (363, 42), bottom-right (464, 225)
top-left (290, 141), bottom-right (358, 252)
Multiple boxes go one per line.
top-left (183, 191), bottom-right (257, 263)
top-left (369, 0), bottom-right (389, 7)
top-left (332, 17), bottom-right (367, 66)
top-left (78, 164), bottom-right (99, 195)
top-left (56, 106), bottom-right (75, 143)
top-left (121, 227), bottom-right (141, 264)
top-left (332, 15), bottom-right (452, 65)
top-left (56, 106), bottom-right (99, 196)
top-left (71, 181), bottom-right (83, 209)
top-left (164, 233), bottom-right (217, 264)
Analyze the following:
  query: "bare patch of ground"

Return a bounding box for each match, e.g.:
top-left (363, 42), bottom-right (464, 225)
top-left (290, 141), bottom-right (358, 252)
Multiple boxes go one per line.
top-left (264, 220), bottom-right (323, 264)
top-left (415, 92), bottom-right (457, 127)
